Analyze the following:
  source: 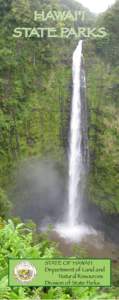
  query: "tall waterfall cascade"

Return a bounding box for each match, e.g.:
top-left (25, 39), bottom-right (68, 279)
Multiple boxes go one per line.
top-left (56, 41), bottom-right (96, 241)
top-left (68, 40), bottom-right (84, 226)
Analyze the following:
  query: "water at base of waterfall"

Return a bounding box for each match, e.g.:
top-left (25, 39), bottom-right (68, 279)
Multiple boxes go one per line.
top-left (55, 223), bottom-right (97, 242)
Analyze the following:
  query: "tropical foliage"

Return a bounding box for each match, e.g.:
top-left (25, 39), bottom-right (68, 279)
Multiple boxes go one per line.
top-left (0, 0), bottom-right (119, 299)
top-left (0, 219), bottom-right (118, 299)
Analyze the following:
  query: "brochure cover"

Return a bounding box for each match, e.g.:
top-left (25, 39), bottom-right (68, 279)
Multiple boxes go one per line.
top-left (0, 0), bottom-right (119, 299)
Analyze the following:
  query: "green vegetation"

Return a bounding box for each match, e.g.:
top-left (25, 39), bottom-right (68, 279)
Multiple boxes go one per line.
top-left (84, 0), bottom-right (119, 214)
top-left (0, 0), bottom-right (75, 214)
top-left (0, 219), bottom-right (119, 299)
top-left (0, 0), bottom-right (119, 298)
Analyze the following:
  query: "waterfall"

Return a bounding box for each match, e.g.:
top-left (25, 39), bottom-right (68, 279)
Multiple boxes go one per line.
top-left (68, 40), bottom-right (83, 226)
top-left (56, 40), bottom-right (96, 242)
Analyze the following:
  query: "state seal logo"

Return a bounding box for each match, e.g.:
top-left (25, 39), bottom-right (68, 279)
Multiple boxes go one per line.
top-left (14, 261), bottom-right (36, 284)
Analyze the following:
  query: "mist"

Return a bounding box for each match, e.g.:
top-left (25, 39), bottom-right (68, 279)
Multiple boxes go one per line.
top-left (11, 158), bottom-right (67, 226)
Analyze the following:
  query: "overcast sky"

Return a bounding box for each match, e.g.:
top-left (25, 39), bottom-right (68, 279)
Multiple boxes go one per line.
top-left (76, 0), bottom-right (116, 13)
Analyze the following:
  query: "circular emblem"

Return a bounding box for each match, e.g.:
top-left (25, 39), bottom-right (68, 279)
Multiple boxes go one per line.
top-left (14, 261), bottom-right (36, 284)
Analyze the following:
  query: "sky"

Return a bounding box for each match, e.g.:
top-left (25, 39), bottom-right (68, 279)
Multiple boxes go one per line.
top-left (76, 0), bottom-right (116, 13)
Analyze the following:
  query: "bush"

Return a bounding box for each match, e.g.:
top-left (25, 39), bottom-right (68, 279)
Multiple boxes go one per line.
top-left (0, 219), bottom-right (118, 299)
top-left (0, 188), bottom-right (12, 218)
